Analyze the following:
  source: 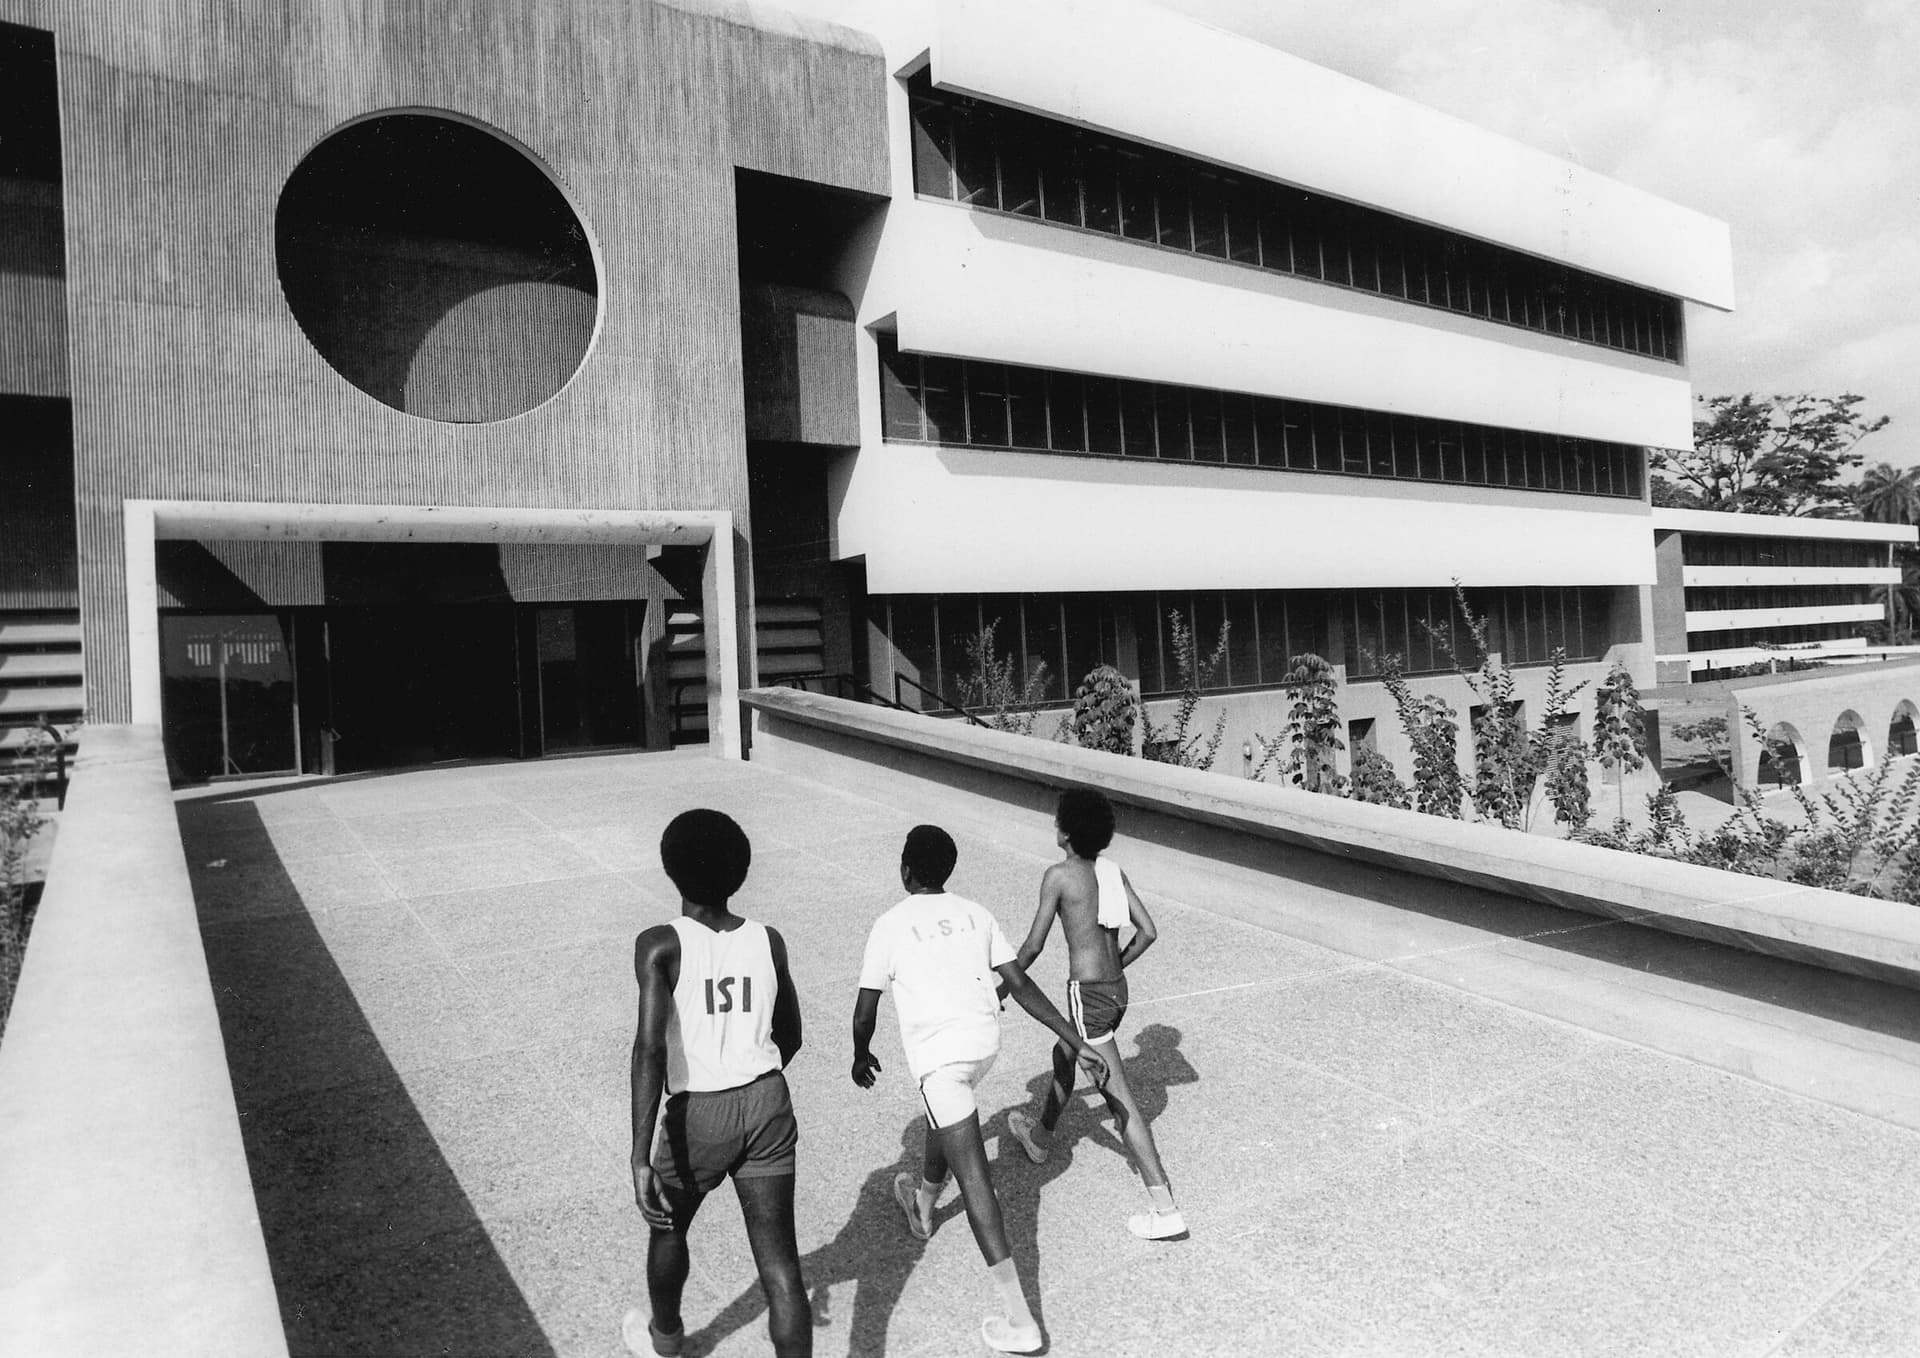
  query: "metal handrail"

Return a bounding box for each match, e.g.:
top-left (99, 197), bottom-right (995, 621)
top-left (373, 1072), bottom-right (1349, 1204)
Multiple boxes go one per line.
top-left (775, 670), bottom-right (991, 729)
top-left (889, 673), bottom-right (990, 728)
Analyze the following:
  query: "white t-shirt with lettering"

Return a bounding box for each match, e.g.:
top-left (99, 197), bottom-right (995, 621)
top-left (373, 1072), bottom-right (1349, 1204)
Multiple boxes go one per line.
top-left (859, 891), bottom-right (1016, 1081)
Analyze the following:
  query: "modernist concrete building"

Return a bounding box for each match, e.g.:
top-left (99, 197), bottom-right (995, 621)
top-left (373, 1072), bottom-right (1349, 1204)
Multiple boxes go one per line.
top-left (0, 0), bottom-right (1741, 789)
top-left (1651, 507), bottom-right (1918, 682)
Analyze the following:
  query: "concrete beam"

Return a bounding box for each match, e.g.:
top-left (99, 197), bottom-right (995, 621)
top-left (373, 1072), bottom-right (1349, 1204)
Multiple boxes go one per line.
top-left (0, 726), bottom-right (288, 1358)
top-left (744, 687), bottom-right (1920, 990)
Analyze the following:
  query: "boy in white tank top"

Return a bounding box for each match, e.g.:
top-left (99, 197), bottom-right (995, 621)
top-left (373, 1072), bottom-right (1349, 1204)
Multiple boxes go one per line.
top-left (623, 809), bottom-right (809, 1358)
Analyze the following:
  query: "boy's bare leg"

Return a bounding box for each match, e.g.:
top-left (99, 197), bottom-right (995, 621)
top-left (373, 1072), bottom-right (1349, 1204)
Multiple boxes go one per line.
top-left (735, 1173), bottom-right (813, 1357)
top-left (934, 1113), bottom-right (1040, 1351)
top-left (1035, 1039), bottom-right (1079, 1139)
top-left (645, 1183), bottom-right (707, 1338)
top-left (1091, 1043), bottom-right (1167, 1189)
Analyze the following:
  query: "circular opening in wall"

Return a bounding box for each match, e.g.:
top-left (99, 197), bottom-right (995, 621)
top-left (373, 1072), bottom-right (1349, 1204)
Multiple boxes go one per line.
top-left (274, 112), bottom-right (598, 423)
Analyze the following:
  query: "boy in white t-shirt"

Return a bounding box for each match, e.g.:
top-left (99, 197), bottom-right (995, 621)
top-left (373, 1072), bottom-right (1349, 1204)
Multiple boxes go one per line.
top-left (851, 825), bottom-right (1108, 1355)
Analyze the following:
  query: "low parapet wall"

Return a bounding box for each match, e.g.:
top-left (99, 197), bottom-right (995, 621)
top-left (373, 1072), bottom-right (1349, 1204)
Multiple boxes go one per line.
top-left (744, 688), bottom-right (1920, 991)
top-left (0, 726), bottom-right (287, 1358)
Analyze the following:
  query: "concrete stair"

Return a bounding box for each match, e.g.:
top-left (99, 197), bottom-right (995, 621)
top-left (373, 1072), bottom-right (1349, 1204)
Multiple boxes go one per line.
top-left (0, 608), bottom-right (83, 798)
top-left (665, 597), bottom-right (826, 745)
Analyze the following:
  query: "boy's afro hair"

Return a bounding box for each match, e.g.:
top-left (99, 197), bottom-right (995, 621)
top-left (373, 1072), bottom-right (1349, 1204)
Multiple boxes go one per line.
top-left (660, 808), bottom-right (751, 905)
top-left (901, 824), bottom-right (958, 889)
top-left (1055, 786), bottom-right (1116, 858)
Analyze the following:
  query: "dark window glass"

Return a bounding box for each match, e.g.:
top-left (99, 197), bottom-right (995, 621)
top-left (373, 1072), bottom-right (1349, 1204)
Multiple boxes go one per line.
top-left (1222, 393), bottom-right (1257, 465)
top-left (1366, 411), bottom-right (1395, 478)
top-left (1084, 377), bottom-right (1121, 453)
top-left (1062, 595), bottom-right (1100, 692)
top-left (1417, 423), bottom-right (1443, 480)
top-left (1581, 589), bottom-right (1610, 659)
top-left (1190, 172), bottom-right (1227, 259)
top-left (1288, 593), bottom-right (1327, 662)
top-left (1391, 414), bottom-right (1420, 479)
top-left (1081, 140), bottom-right (1120, 234)
top-left (1155, 386), bottom-right (1193, 461)
top-left (1119, 381), bottom-right (1157, 456)
top-left (937, 596), bottom-right (982, 698)
top-left (1440, 424), bottom-right (1466, 483)
top-left (1039, 131), bottom-right (1082, 227)
top-left (921, 355), bottom-right (965, 444)
top-left (967, 363), bottom-right (1010, 446)
top-left (1117, 150), bottom-right (1156, 241)
top-left (1189, 389), bottom-right (1226, 463)
top-left (1132, 594), bottom-right (1164, 693)
top-left (1540, 436), bottom-right (1565, 492)
top-left (1320, 204), bottom-right (1353, 287)
top-left (1353, 593), bottom-right (1387, 676)
top-left (1347, 211), bottom-right (1379, 292)
top-left (880, 341), bottom-right (923, 441)
top-left (998, 131), bottom-right (1041, 217)
top-left (1313, 406), bottom-right (1343, 473)
top-left (952, 108), bottom-right (997, 207)
top-left (1022, 594), bottom-right (1065, 700)
top-left (910, 98), bottom-right (955, 199)
top-left (1257, 594), bottom-right (1290, 681)
top-left (1048, 372), bottom-right (1086, 453)
top-left (1007, 365), bottom-right (1049, 448)
top-left (1192, 593), bottom-right (1225, 675)
top-left (1375, 227), bottom-right (1407, 299)
top-left (1482, 253), bottom-right (1510, 323)
top-left (1226, 592), bottom-right (1259, 686)
top-left (1401, 226), bottom-right (1431, 305)
top-left (1253, 400), bottom-right (1286, 468)
top-left (1258, 184), bottom-right (1295, 273)
top-left (1282, 401), bottom-right (1316, 471)
top-left (1225, 180), bottom-right (1261, 265)
top-left (1288, 192), bottom-right (1323, 279)
top-left (1461, 425), bottom-right (1487, 484)
top-left (1466, 245), bottom-right (1494, 319)
top-left (1154, 165), bottom-right (1192, 252)
top-left (1340, 409), bottom-right (1369, 475)
top-left (888, 596), bottom-right (937, 708)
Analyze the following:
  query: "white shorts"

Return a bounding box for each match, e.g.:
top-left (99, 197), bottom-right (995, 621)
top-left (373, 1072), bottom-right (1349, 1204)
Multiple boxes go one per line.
top-left (918, 1055), bottom-right (996, 1130)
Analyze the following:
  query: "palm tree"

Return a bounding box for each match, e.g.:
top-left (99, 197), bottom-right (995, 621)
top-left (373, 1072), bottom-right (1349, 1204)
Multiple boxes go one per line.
top-left (1874, 551), bottom-right (1920, 643)
top-left (1856, 462), bottom-right (1920, 526)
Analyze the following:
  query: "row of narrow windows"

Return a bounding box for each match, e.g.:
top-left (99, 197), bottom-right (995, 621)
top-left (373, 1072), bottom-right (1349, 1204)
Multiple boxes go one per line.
top-left (879, 337), bottom-right (1646, 500)
top-left (907, 71), bottom-right (1682, 363)
top-left (869, 586), bottom-right (1614, 705)
top-left (1684, 586), bottom-right (1877, 613)
top-left (1679, 534), bottom-right (1891, 570)
top-left (1686, 622), bottom-right (1864, 654)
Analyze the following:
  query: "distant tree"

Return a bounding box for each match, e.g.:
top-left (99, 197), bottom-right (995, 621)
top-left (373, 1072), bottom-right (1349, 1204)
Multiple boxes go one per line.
top-left (1856, 462), bottom-right (1920, 526)
top-left (1649, 393), bottom-right (1889, 517)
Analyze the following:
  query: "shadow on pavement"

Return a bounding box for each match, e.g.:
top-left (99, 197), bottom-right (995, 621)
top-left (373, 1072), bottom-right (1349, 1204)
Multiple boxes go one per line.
top-left (179, 799), bottom-right (555, 1357)
top-left (990, 1023), bottom-right (1198, 1338)
top-left (688, 1120), bottom-right (931, 1357)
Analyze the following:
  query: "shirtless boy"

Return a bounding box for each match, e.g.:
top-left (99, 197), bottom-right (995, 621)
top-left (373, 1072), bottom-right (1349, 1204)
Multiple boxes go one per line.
top-left (851, 824), bottom-right (1109, 1354)
top-left (625, 809), bottom-right (810, 1357)
top-left (1006, 787), bottom-right (1186, 1240)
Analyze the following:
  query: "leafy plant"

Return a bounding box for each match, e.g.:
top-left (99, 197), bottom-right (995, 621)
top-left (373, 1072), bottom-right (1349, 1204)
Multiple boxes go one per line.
top-left (1, 729), bottom-right (58, 1034)
top-left (1253, 653), bottom-right (1346, 794)
top-left (1649, 392), bottom-right (1889, 517)
top-left (1067, 663), bottom-right (1139, 756)
top-left (956, 619), bottom-right (1049, 737)
top-left (1432, 585), bottom-right (1590, 830)
top-left (1141, 610), bottom-right (1228, 771)
top-left (1347, 743), bottom-right (1411, 809)
top-left (1577, 709), bottom-right (1920, 905)
top-left (1376, 658), bottom-right (1463, 819)
top-left (1592, 662), bottom-right (1648, 822)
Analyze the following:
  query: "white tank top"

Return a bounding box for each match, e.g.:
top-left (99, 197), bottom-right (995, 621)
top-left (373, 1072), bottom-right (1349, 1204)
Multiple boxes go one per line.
top-left (665, 917), bottom-right (781, 1095)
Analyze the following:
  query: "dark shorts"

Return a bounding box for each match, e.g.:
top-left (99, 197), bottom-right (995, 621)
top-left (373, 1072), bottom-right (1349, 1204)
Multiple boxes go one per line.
top-left (1068, 977), bottom-right (1129, 1043)
top-left (653, 1069), bottom-right (798, 1194)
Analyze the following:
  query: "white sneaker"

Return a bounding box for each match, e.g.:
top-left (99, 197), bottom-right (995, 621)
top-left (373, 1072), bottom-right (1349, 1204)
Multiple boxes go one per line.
top-left (1127, 1207), bottom-right (1189, 1240)
top-left (620, 1307), bottom-right (683, 1356)
top-left (981, 1314), bottom-right (1045, 1353)
top-left (893, 1171), bottom-right (933, 1241)
top-left (1006, 1109), bottom-right (1049, 1164)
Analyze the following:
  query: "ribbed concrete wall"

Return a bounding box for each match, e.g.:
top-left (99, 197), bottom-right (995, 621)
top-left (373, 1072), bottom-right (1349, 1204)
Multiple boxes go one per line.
top-left (50, 0), bottom-right (887, 720)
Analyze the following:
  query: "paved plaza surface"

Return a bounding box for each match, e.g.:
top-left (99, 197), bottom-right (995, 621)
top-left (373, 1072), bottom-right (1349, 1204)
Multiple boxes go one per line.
top-left (177, 749), bottom-right (1920, 1357)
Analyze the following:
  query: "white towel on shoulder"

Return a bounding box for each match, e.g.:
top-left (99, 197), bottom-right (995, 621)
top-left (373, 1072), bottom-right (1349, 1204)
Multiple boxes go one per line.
top-left (1093, 857), bottom-right (1129, 930)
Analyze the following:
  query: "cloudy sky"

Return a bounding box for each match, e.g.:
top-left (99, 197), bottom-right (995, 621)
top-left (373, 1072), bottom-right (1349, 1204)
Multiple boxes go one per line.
top-left (1171, 0), bottom-right (1918, 473)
